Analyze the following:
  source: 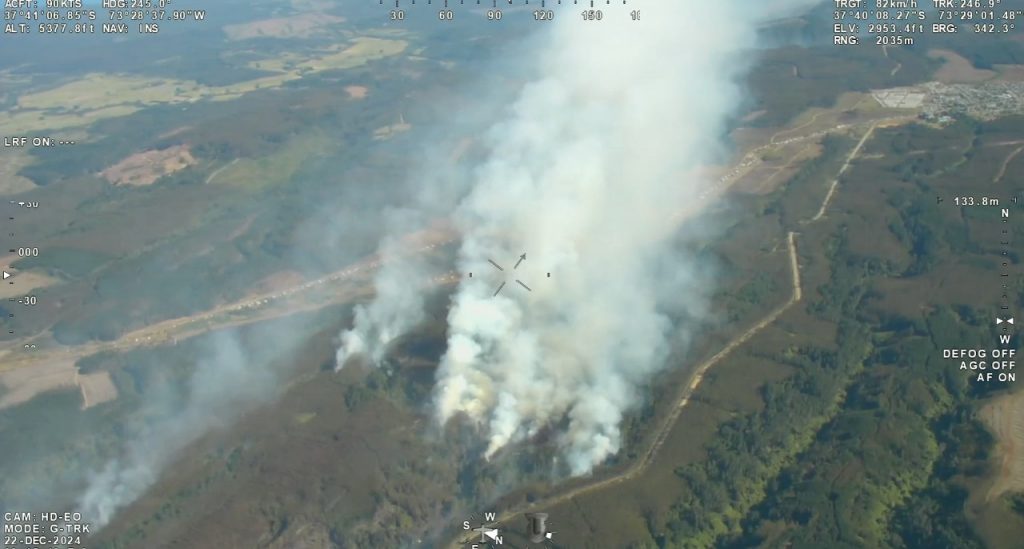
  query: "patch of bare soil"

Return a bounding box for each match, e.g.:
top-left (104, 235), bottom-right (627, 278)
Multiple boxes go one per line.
top-left (99, 145), bottom-right (196, 186)
top-left (929, 49), bottom-right (997, 83)
top-left (0, 358), bottom-right (77, 410)
top-left (0, 268), bottom-right (60, 299)
top-left (994, 64), bottom-right (1024, 83)
top-left (79, 370), bottom-right (118, 410)
top-left (345, 85), bottom-right (368, 99)
top-left (980, 389), bottom-right (1024, 501)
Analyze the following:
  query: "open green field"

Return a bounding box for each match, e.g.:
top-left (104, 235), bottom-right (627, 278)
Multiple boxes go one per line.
top-left (0, 35), bottom-right (408, 135)
top-left (0, 32), bottom-right (441, 347)
top-left (207, 131), bottom-right (332, 189)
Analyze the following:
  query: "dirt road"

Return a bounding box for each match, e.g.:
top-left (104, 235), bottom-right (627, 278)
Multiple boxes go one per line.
top-left (811, 122), bottom-right (878, 222)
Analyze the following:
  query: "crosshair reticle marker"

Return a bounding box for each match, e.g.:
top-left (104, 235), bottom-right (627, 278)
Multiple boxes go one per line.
top-left (484, 253), bottom-right (540, 296)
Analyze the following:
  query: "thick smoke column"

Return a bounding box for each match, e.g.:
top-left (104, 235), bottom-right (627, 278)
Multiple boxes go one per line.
top-left (337, 0), bottom-right (821, 475)
top-left (336, 233), bottom-right (430, 367)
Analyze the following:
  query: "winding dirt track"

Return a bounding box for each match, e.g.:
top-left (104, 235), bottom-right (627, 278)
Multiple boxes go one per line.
top-left (994, 145), bottom-right (1024, 183)
top-left (812, 122), bottom-right (878, 222)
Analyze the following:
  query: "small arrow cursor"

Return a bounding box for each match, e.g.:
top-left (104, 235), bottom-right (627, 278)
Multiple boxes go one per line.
top-left (514, 253), bottom-right (526, 269)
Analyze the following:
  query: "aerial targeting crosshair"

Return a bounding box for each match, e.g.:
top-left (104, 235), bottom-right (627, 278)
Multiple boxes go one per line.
top-left (466, 252), bottom-right (550, 297)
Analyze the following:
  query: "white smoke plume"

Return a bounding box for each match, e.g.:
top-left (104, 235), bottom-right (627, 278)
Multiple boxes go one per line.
top-left (337, 0), bottom-right (822, 475)
top-left (77, 326), bottom-right (297, 529)
top-left (336, 235), bottom-right (429, 367)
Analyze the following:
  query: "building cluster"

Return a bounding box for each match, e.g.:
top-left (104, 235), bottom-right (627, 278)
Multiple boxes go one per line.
top-left (872, 81), bottom-right (1024, 124)
top-left (921, 81), bottom-right (1024, 121)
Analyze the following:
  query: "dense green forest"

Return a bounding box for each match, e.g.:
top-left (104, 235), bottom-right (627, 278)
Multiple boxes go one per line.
top-left (635, 116), bottom-right (1024, 548)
